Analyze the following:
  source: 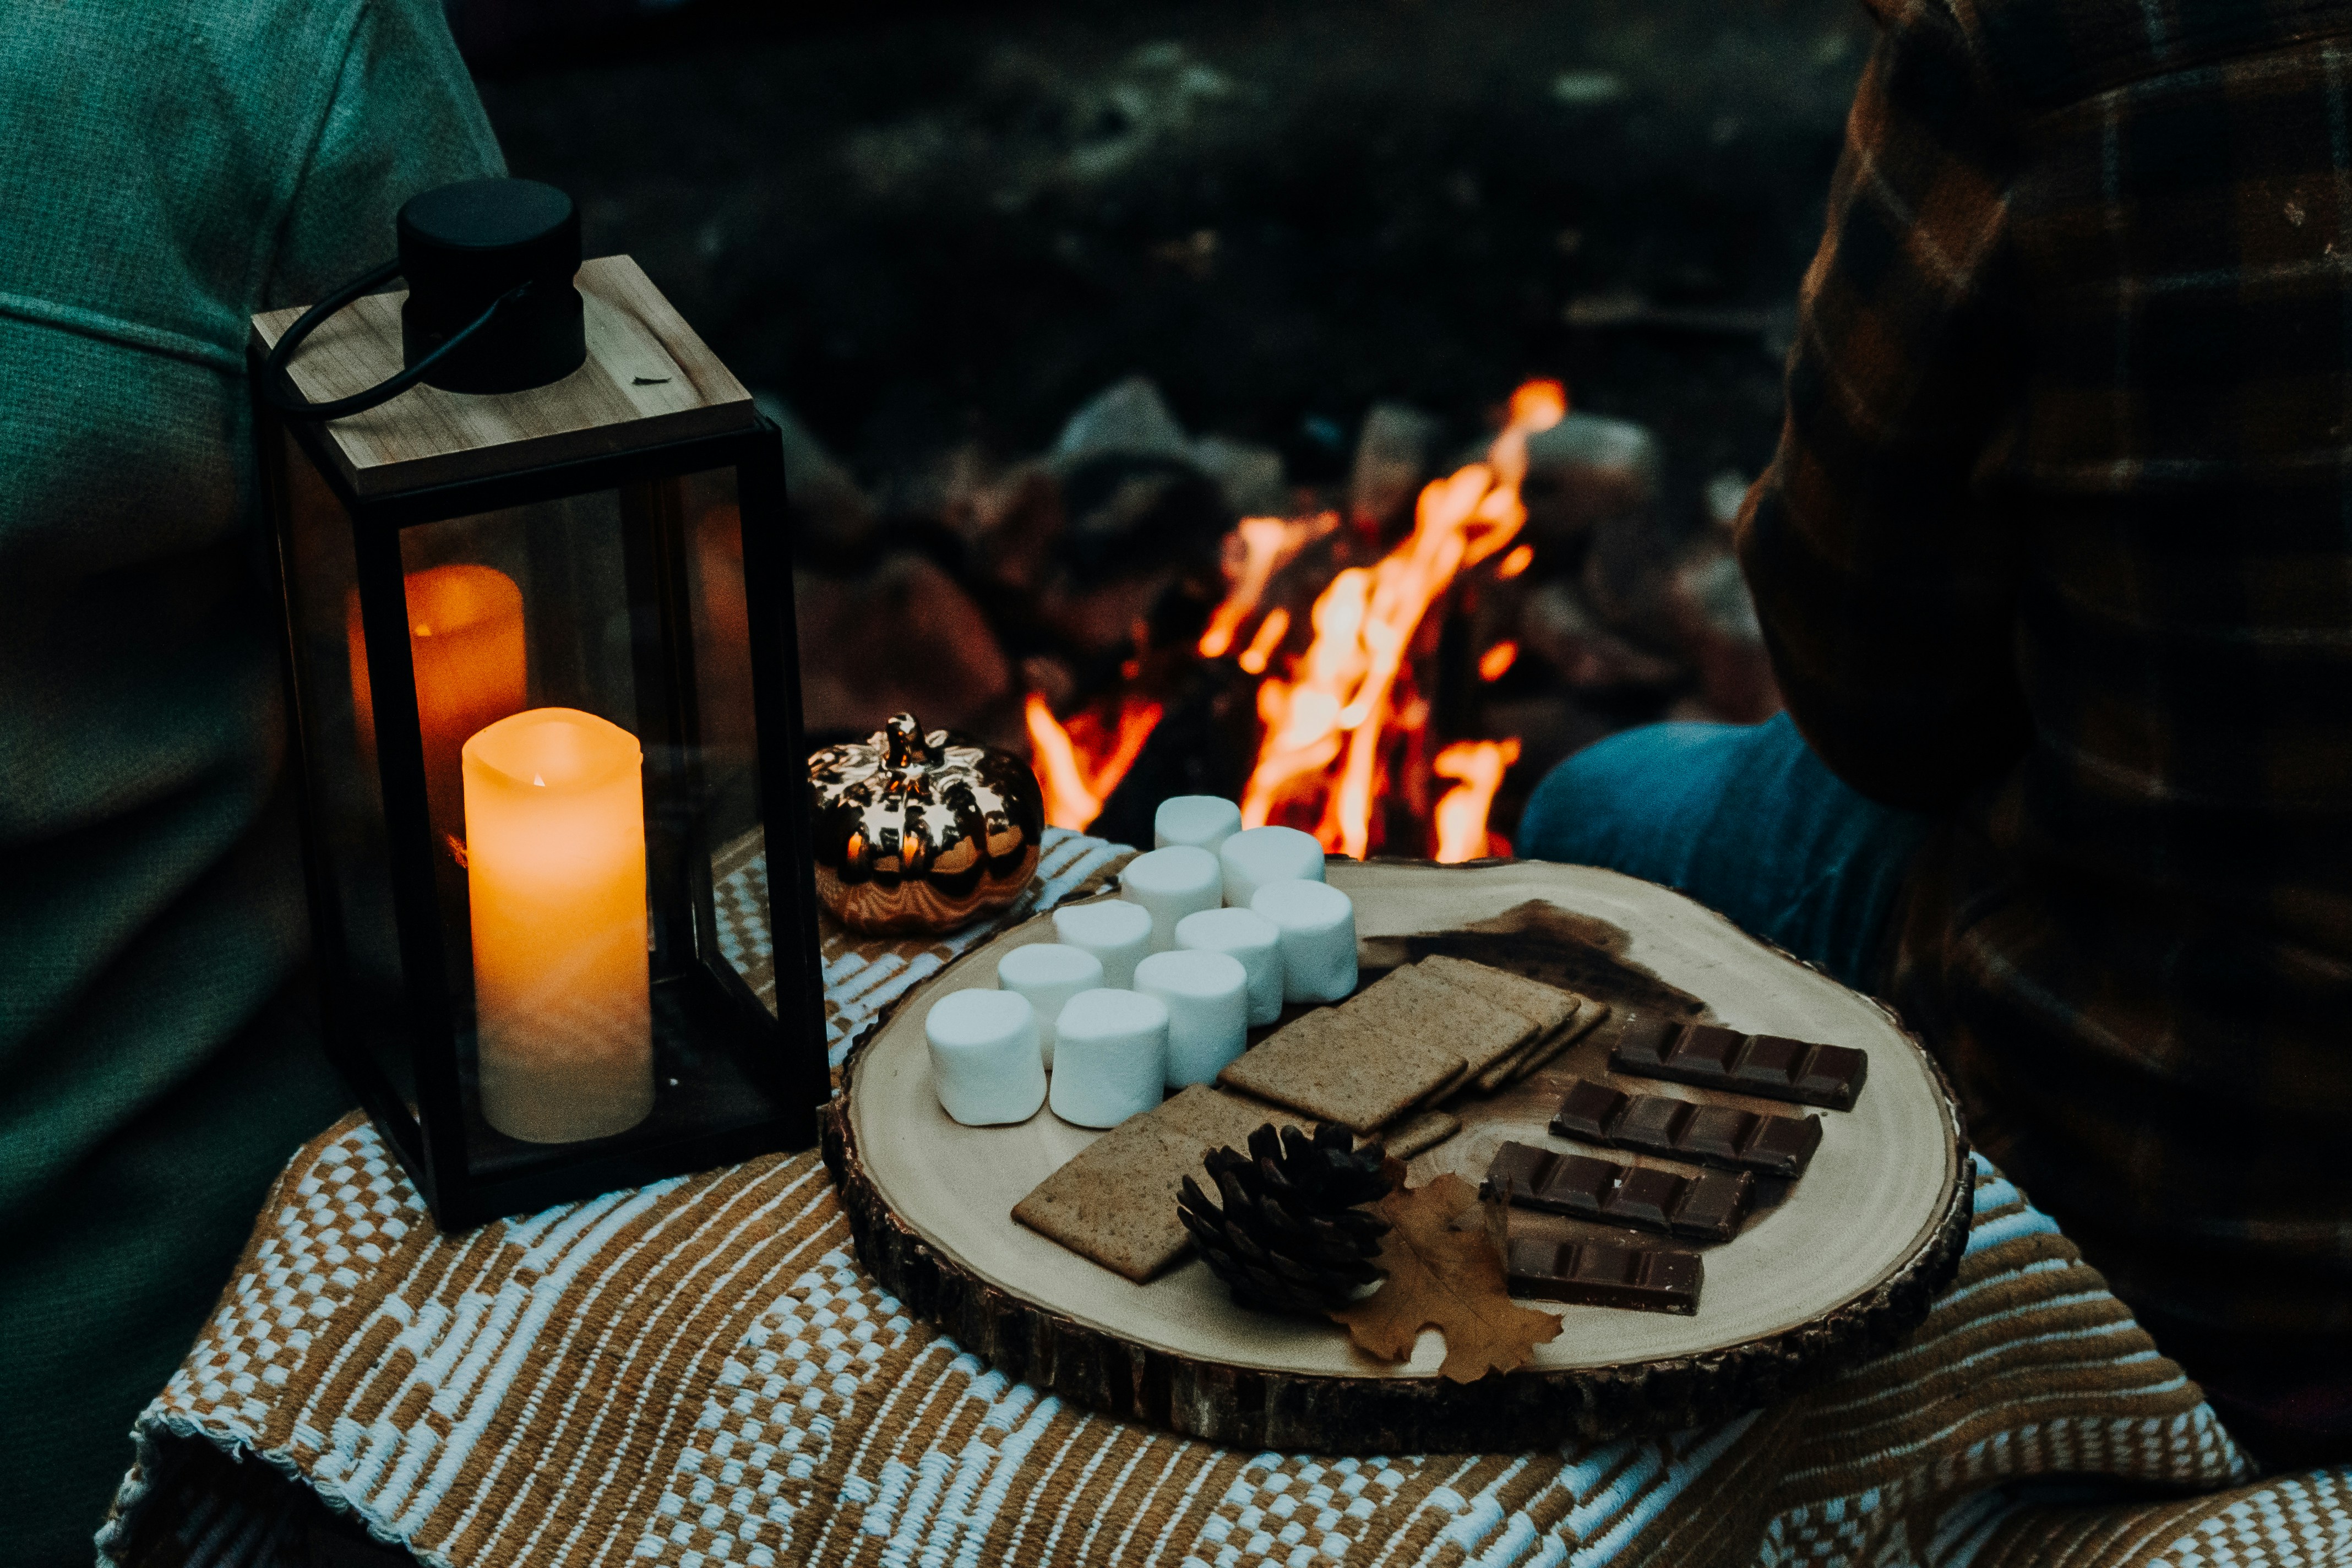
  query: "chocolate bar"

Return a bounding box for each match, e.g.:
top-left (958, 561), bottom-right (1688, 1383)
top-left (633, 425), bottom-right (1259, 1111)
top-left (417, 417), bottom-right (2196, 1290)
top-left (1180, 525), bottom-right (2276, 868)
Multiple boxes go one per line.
top-left (1505, 1233), bottom-right (1701, 1315)
top-left (1550, 1078), bottom-right (1821, 1178)
top-left (1482, 1141), bottom-right (1754, 1244)
top-left (1611, 1018), bottom-right (1869, 1110)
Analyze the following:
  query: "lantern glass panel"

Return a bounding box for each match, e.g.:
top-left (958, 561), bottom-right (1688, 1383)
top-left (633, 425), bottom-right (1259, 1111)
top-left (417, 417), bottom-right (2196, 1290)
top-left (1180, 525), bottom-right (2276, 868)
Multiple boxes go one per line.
top-left (365, 472), bottom-right (782, 1182)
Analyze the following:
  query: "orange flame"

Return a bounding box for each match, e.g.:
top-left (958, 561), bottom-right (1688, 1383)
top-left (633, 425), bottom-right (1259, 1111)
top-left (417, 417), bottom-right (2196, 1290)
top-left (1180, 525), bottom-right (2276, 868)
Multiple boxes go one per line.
top-left (1497, 542), bottom-right (1535, 580)
top-left (1238, 380), bottom-right (1565, 858)
top-left (1027, 692), bottom-right (1164, 830)
top-left (1237, 606), bottom-right (1290, 675)
top-left (1198, 513), bottom-right (1336, 659)
top-left (1478, 641), bottom-right (1518, 682)
top-left (1431, 738), bottom-right (1522, 863)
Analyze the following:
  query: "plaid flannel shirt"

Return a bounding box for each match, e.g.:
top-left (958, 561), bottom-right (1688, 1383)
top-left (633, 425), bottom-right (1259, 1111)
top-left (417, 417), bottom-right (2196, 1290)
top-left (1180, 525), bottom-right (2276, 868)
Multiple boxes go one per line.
top-left (1738, 0), bottom-right (2352, 1357)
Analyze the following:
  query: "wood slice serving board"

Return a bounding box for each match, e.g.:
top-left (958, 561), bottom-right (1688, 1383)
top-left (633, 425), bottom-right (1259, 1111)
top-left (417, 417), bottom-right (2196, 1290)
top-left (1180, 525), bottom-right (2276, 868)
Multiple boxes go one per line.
top-left (820, 859), bottom-right (1970, 1453)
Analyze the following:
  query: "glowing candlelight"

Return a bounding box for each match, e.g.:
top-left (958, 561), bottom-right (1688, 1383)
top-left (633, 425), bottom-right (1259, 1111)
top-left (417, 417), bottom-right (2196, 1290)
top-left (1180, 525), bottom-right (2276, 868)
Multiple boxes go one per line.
top-left (463, 707), bottom-right (652, 1142)
top-left (350, 564), bottom-right (527, 855)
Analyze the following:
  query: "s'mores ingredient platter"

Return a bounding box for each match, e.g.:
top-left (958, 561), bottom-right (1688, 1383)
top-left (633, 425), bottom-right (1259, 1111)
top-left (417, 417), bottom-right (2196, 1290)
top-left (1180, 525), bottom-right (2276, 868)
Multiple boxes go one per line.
top-left (820, 856), bottom-right (1970, 1453)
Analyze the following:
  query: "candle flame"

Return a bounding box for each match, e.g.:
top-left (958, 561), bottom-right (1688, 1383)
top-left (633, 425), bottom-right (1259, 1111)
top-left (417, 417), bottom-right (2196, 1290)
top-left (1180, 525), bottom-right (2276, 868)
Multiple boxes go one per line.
top-left (1237, 380), bottom-right (1562, 858)
top-left (1431, 737), bottom-right (1521, 863)
top-left (1026, 692), bottom-right (1164, 830)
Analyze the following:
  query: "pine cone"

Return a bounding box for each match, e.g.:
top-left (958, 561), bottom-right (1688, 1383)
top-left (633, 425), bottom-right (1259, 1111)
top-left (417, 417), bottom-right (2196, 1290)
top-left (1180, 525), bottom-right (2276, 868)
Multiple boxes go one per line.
top-left (1178, 1122), bottom-right (1395, 1314)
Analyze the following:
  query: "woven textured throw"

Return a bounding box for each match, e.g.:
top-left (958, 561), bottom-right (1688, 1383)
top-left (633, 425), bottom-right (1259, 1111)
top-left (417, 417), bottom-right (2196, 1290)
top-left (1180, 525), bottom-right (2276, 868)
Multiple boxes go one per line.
top-left (98, 830), bottom-right (2351, 1567)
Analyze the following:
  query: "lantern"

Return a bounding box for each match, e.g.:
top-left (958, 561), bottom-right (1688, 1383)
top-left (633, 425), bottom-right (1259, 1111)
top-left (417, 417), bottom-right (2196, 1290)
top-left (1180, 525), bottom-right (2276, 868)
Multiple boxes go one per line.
top-left (251, 178), bottom-right (826, 1228)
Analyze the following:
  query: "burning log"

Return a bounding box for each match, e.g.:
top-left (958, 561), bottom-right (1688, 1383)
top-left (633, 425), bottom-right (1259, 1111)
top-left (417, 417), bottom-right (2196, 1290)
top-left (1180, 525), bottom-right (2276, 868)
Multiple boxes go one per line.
top-left (1230, 380), bottom-right (1567, 859)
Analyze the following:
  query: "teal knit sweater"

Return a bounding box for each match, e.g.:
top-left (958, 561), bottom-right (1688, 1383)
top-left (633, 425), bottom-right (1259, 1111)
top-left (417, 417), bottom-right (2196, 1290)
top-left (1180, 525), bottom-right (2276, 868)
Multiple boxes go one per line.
top-left (0, 4), bottom-right (500, 1558)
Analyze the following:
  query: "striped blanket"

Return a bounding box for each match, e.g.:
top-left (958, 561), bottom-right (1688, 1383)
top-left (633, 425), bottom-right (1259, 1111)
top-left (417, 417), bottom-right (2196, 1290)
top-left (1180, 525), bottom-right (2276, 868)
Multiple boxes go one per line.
top-left (97, 831), bottom-right (2351, 1567)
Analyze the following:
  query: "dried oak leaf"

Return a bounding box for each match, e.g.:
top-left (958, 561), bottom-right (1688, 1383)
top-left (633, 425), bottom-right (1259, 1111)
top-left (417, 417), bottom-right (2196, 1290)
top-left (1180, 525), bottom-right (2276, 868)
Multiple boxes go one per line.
top-left (1326, 1162), bottom-right (1562, 1382)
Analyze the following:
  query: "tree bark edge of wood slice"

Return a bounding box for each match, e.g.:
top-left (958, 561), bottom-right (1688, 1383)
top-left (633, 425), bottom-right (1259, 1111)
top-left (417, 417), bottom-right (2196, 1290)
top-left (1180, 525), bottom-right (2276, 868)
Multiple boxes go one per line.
top-left (822, 1093), bottom-right (1969, 1452)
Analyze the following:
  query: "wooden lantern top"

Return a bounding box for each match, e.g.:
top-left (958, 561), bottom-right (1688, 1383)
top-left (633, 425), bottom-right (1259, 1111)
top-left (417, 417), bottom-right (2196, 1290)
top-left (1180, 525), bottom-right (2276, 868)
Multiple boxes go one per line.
top-left (250, 255), bottom-right (756, 501)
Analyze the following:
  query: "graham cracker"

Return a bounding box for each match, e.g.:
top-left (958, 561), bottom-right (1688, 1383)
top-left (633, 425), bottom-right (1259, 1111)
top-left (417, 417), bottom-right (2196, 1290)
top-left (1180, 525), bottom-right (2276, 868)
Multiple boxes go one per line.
top-left (1217, 1004), bottom-right (1466, 1134)
top-left (1489, 997), bottom-right (1614, 1091)
top-left (1011, 1085), bottom-right (1305, 1282)
top-left (1341, 962), bottom-right (1537, 1082)
top-left (1373, 1109), bottom-right (1461, 1159)
top-left (1417, 955), bottom-right (1581, 1035)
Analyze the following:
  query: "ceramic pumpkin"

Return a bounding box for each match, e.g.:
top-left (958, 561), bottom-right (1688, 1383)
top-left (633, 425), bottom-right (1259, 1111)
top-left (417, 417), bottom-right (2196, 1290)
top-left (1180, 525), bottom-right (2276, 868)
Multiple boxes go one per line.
top-left (807, 712), bottom-right (1044, 935)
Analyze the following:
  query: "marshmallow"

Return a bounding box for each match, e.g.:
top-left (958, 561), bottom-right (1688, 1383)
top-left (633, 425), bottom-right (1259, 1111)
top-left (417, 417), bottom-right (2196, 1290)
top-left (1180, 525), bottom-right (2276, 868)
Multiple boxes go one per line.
top-left (1119, 845), bottom-right (1223, 952)
top-left (1174, 906), bottom-right (1285, 1026)
top-left (1251, 880), bottom-right (1359, 1004)
top-left (925, 988), bottom-right (1046, 1126)
top-left (994, 943), bottom-right (1103, 1068)
top-left (1218, 824), bottom-right (1326, 909)
top-left (1048, 988), bottom-right (1169, 1128)
top-left (1135, 949), bottom-right (1251, 1087)
top-left (1050, 899), bottom-right (1153, 989)
top-left (1154, 794), bottom-right (1243, 852)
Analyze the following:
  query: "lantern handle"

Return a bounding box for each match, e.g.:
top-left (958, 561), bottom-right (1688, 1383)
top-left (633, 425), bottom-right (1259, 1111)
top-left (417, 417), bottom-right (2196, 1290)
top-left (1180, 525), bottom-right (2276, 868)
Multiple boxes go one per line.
top-left (260, 258), bottom-right (530, 422)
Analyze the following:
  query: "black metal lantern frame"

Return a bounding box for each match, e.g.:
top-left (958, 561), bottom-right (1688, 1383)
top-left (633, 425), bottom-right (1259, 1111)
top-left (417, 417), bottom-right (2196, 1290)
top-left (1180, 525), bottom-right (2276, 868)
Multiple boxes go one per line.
top-left (255, 389), bottom-right (829, 1230)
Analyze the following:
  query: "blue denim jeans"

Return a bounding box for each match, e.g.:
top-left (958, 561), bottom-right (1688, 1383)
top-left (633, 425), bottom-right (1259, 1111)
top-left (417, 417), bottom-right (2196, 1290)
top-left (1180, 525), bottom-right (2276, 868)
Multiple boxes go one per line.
top-left (1515, 713), bottom-right (1935, 993)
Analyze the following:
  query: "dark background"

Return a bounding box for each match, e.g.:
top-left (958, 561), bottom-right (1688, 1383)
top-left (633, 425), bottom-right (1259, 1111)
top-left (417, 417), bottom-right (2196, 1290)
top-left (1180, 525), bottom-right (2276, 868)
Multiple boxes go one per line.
top-left (462, 0), bottom-right (1871, 841)
top-left (474, 0), bottom-right (1865, 511)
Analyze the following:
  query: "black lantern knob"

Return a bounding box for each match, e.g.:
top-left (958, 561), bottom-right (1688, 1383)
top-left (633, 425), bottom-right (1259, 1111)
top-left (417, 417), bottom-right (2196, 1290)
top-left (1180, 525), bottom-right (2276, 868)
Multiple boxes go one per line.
top-left (263, 177), bottom-right (587, 420)
top-left (398, 178), bottom-right (586, 395)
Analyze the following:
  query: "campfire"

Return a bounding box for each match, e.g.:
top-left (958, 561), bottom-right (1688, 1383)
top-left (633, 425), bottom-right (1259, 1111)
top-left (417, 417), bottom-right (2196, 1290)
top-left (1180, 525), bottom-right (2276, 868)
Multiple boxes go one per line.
top-left (790, 368), bottom-right (1777, 864)
top-left (1027, 380), bottom-right (1570, 862)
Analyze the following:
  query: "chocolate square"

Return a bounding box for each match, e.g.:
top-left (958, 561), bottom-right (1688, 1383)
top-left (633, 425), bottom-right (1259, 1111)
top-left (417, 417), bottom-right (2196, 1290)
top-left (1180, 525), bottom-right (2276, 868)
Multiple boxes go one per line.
top-left (1668, 1169), bottom-right (1754, 1243)
top-left (1737, 1034), bottom-right (1806, 1086)
top-left (1537, 1154), bottom-right (1617, 1217)
top-left (1631, 1248), bottom-right (1703, 1313)
top-left (1572, 1239), bottom-right (1641, 1286)
top-left (1795, 1043), bottom-right (1869, 1108)
top-left (1744, 1113), bottom-right (1822, 1176)
top-left (1482, 1141), bottom-right (1553, 1205)
top-left (1613, 1095), bottom-right (1692, 1156)
top-left (1550, 1080), bottom-right (1627, 1142)
top-left (1672, 1025), bottom-right (1744, 1080)
top-left (1681, 1104), bottom-right (1757, 1164)
top-left (1613, 1016), bottom-right (1679, 1069)
top-left (1605, 1166), bottom-right (1681, 1229)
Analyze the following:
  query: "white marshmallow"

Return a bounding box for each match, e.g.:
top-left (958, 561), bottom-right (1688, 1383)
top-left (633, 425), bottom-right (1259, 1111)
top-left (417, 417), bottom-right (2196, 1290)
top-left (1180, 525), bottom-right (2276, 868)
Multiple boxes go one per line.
top-left (1153, 794), bottom-right (1243, 852)
top-left (1048, 988), bottom-right (1169, 1128)
top-left (1050, 899), bottom-right (1153, 989)
top-left (994, 943), bottom-right (1103, 1068)
top-left (1218, 824), bottom-right (1326, 908)
top-left (925, 988), bottom-right (1046, 1126)
top-left (1134, 949), bottom-right (1250, 1087)
top-left (1251, 880), bottom-right (1359, 1004)
top-left (1119, 845), bottom-right (1223, 952)
top-left (1174, 906), bottom-right (1285, 1026)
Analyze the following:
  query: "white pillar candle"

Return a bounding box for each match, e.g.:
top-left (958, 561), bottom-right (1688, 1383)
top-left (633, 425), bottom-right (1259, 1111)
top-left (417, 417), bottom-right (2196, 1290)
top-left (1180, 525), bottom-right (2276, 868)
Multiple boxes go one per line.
top-left (994, 941), bottom-right (1103, 1068)
top-left (1251, 879), bottom-right (1359, 1004)
top-left (465, 707), bottom-right (651, 1144)
top-left (1174, 906), bottom-right (1284, 1027)
top-left (1154, 794), bottom-right (1243, 852)
top-left (1218, 824), bottom-right (1326, 909)
top-left (1134, 949), bottom-right (1250, 1087)
top-left (1048, 988), bottom-right (1169, 1128)
top-left (1119, 844), bottom-right (1223, 952)
top-left (925, 988), bottom-right (1047, 1126)
top-left (1050, 899), bottom-right (1153, 989)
